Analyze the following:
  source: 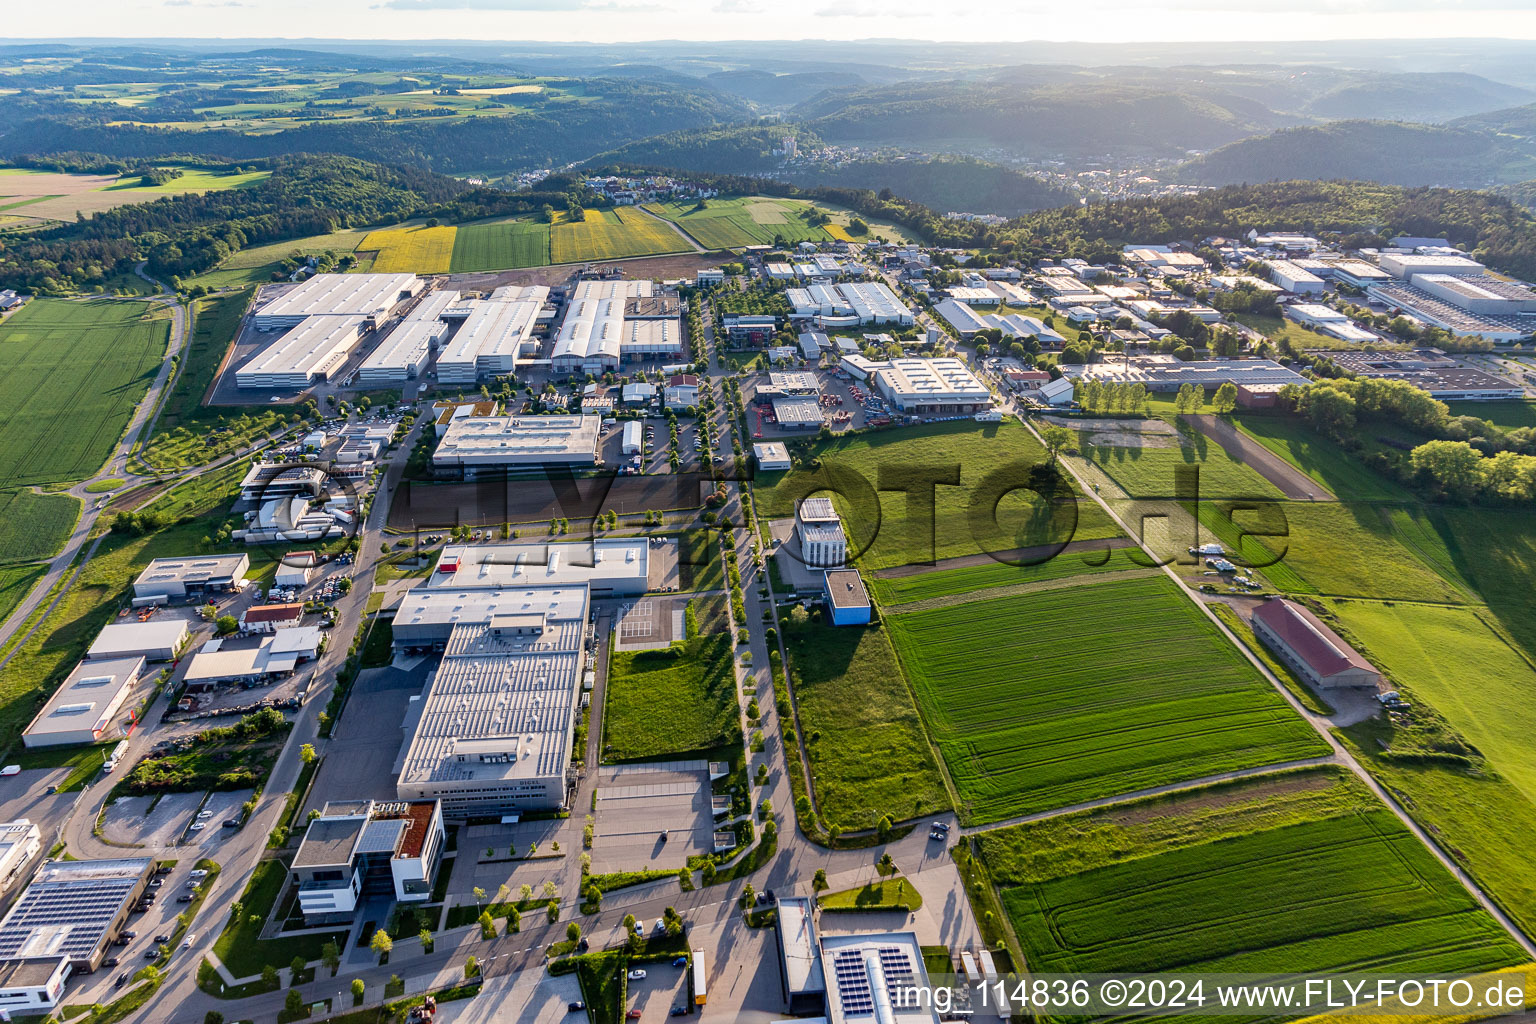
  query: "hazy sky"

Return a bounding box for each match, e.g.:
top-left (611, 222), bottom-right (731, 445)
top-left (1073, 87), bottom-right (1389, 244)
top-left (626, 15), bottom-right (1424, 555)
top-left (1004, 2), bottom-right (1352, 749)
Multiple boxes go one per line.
top-left (11, 0), bottom-right (1536, 43)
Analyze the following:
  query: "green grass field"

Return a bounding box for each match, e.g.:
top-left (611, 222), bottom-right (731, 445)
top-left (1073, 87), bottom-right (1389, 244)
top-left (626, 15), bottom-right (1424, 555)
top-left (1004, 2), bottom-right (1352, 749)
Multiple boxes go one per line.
top-left (868, 547), bottom-right (1146, 607)
top-left (887, 575), bottom-right (1327, 824)
top-left (0, 298), bottom-right (168, 490)
top-left (1446, 400), bottom-right (1536, 430)
top-left (985, 769), bottom-right (1525, 983)
top-left (0, 488), bottom-right (79, 564)
top-left (782, 620), bottom-right (949, 829)
top-left (1085, 422), bottom-right (1285, 501)
top-left (755, 421), bottom-right (1120, 571)
top-left (449, 219), bottom-right (551, 272)
top-left (603, 632), bottom-right (739, 761)
top-left (549, 208), bottom-right (690, 264)
top-left (0, 564), bottom-right (46, 627)
top-left (1231, 414), bottom-right (1414, 503)
top-left (185, 228), bottom-right (371, 289)
top-left (643, 197), bottom-right (837, 249)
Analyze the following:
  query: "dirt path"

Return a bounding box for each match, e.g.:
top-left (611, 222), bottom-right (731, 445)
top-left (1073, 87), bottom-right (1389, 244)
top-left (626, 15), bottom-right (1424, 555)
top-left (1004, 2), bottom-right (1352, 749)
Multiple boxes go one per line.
top-left (634, 203), bottom-right (705, 252)
top-left (1182, 414), bottom-right (1334, 501)
top-left (875, 536), bottom-right (1138, 578)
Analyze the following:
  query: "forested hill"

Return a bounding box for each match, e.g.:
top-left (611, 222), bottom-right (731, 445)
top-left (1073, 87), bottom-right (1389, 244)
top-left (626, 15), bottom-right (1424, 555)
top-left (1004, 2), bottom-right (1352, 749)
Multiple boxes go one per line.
top-left (0, 156), bottom-right (590, 293)
top-left (0, 79), bottom-right (750, 176)
top-left (1174, 119), bottom-right (1536, 188)
top-left (997, 181), bottom-right (1536, 279)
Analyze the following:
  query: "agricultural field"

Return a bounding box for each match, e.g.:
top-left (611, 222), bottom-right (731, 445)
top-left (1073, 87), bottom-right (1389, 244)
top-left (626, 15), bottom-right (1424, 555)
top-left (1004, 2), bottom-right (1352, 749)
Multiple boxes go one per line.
top-left (603, 632), bottom-right (739, 761)
top-left (755, 420), bottom-right (1120, 571)
top-left (449, 219), bottom-right (551, 272)
top-left (781, 618), bottom-right (949, 830)
top-left (0, 564), bottom-right (46, 627)
top-left (185, 227), bottom-right (371, 290)
top-left (0, 298), bottom-right (169, 490)
top-left (0, 164), bottom-right (269, 228)
top-left (0, 488), bottom-right (80, 565)
top-left (984, 768), bottom-right (1526, 981)
top-left (549, 208), bottom-right (691, 264)
top-left (644, 196), bottom-right (915, 248)
top-left (359, 224), bottom-right (458, 274)
top-left (868, 546), bottom-right (1146, 607)
top-left (886, 575), bottom-right (1327, 823)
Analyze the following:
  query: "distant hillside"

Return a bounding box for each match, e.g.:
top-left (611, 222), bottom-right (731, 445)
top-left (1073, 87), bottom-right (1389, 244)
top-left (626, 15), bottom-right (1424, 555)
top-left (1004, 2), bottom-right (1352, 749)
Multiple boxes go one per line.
top-left (997, 180), bottom-right (1536, 280)
top-left (1174, 120), bottom-right (1536, 188)
top-left (705, 69), bottom-right (866, 108)
top-left (1299, 72), bottom-right (1532, 122)
top-left (780, 156), bottom-right (1077, 217)
top-left (585, 124), bottom-right (818, 175)
top-left (795, 81), bottom-right (1295, 160)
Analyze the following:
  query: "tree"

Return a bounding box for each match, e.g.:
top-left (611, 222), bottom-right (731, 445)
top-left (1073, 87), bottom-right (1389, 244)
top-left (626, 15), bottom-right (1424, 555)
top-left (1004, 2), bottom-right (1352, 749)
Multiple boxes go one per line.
top-left (878, 851), bottom-right (896, 877)
top-left (205, 1012), bottom-right (224, 1024)
top-left (465, 955), bottom-right (480, 979)
top-left (496, 883), bottom-right (510, 906)
top-left (369, 929), bottom-right (393, 964)
top-left (299, 743), bottom-right (317, 766)
top-left (479, 910), bottom-right (496, 939)
top-left (813, 868), bottom-right (829, 892)
top-left (1212, 382), bottom-right (1238, 414)
top-left (678, 866), bottom-right (694, 892)
top-left (542, 880), bottom-right (558, 899)
top-left (1039, 424), bottom-right (1072, 462)
top-left (623, 912), bottom-right (637, 934)
top-left (663, 906), bottom-right (684, 937)
top-left (215, 615), bottom-right (238, 635)
top-left (472, 886), bottom-right (486, 906)
top-left (321, 941), bottom-right (341, 977)
top-left (567, 921), bottom-right (582, 943)
top-left (351, 979), bottom-right (365, 1006)
top-left (507, 905), bottom-right (521, 932)
top-left (261, 964), bottom-right (279, 988)
top-left (876, 814), bottom-right (894, 841)
top-left (740, 883), bottom-right (756, 910)
top-left (289, 955), bottom-right (307, 985)
top-left (519, 883), bottom-right (533, 902)
top-left (585, 883), bottom-right (602, 910)
top-left (1299, 385), bottom-right (1357, 437)
top-left (419, 928), bottom-right (434, 953)
top-left (284, 989), bottom-right (303, 1018)
top-left (1410, 440), bottom-right (1486, 498)
top-left (546, 900), bottom-right (558, 924)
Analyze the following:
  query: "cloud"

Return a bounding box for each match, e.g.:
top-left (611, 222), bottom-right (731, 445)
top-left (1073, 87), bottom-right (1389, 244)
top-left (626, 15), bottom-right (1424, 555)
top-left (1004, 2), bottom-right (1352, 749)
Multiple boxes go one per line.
top-left (379, 0), bottom-right (589, 9)
top-left (812, 2), bottom-right (924, 14)
top-left (713, 0), bottom-right (765, 11)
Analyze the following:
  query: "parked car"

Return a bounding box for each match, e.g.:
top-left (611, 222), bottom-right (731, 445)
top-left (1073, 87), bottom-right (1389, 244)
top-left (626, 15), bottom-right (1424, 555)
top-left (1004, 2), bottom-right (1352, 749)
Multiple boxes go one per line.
top-left (154, 934), bottom-right (172, 944)
top-left (567, 1002), bottom-right (585, 1013)
top-left (103, 956), bottom-right (120, 967)
top-left (0, 765), bottom-right (19, 777)
top-left (627, 1012), bottom-right (642, 1020)
top-left (190, 822), bottom-right (205, 831)
top-left (177, 894), bottom-right (194, 903)
top-left (627, 969), bottom-right (647, 980)
top-left (672, 956), bottom-right (688, 968)
top-left (115, 973), bottom-right (129, 988)
top-left (671, 1008), bottom-right (689, 1017)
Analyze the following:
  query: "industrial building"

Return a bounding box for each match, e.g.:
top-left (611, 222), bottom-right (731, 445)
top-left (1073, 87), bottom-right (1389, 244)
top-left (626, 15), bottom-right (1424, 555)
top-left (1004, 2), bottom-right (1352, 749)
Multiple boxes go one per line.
top-left (933, 298), bottom-right (990, 337)
top-left (1068, 357), bottom-right (1309, 392)
top-left (772, 395), bottom-right (825, 430)
top-left (0, 859), bottom-right (154, 980)
top-left (1266, 260), bottom-right (1324, 295)
top-left (240, 603), bottom-right (305, 633)
top-left (436, 296), bottom-right (545, 385)
top-left (775, 909), bottom-right (939, 1024)
top-left (404, 289), bottom-right (461, 323)
top-left (239, 464), bottom-right (324, 503)
top-left (789, 283), bottom-right (914, 327)
top-left (723, 314), bottom-right (778, 346)
top-left (22, 656), bottom-right (145, 748)
top-left (393, 586), bottom-right (589, 815)
top-left (665, 374), bottom-right (700, 409)
top-left (182, 627), bottom-right (321, 689)
top-left (251, 274), bottom-right (422, 331)
top-left (551, 280), bottom-right (658, 373)
top-left (0, 822), bottom-right (41, 895)
top-left (796, 498), bottom-right (847, 568)
top-left (292, 800), bottom-right (445, 923)
top-left (824, 569), bottom-right (871, 626)
top-left (986, 313), bottom-right (1066, 346)
top-left (872, 358), bottom-right (992, 414)
top-left (1409, 274), bottom-right (1536, 315)
top-left (86, 620), bottom-right (188, 663)
top-left (1366, 281), bottom-right (1536, 341)
top-left (1378, 253), bottom-right (1485, 279)
top-left (776, 897), bottom-right (827, 1015)
top-left (1286, 304), bottom-right (1377, 343)
top-left (428, 540), bottom-right (650, 596)
top-left (235, 315), bottom-right (365, 389)
top-left (754, 442), bottom-right (791, 472)
top-left (432, 415), bottom-right (602, 477)
top-left (132, 554), bottom-right (250, 602)
top-left (1322, 352), bottom-right (1524, 399)
top-left (357, 319), bottom-right (449, 384)
top-left (1251, 599), bottom-right (1380, 690)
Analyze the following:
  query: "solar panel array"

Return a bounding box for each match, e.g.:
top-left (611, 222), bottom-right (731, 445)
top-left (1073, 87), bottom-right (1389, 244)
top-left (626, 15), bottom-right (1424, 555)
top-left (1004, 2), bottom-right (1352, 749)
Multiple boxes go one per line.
top-left (832, 949), bottom-right (874, 1017)
top-left (0, 875), bottom-right (140, 959)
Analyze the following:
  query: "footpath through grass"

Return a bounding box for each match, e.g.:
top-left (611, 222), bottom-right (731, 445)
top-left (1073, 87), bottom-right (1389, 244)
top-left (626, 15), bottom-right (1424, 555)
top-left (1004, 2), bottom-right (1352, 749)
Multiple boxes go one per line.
top-left (887, 574), bottom-right (1327, 824)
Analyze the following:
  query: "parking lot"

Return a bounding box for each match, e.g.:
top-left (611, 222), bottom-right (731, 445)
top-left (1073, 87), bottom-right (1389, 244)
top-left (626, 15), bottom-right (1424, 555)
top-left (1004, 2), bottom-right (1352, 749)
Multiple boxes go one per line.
top-left (301, 660), bottom-right (432, 813)
top-left (100, 788), bottom-right (255, 850)
top-left (591, 762), bottom-right (714, 874)
top-left (436, 967), bottom-right (583, 1024)
top-left (625, 961), bottom-right (692, 1021)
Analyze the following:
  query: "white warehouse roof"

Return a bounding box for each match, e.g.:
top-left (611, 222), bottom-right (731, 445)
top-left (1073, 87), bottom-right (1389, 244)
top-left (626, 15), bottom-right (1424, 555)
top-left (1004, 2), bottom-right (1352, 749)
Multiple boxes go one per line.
top-left (437, 299), bottom-right (543, 384)
top-left (427, 539), bottom-right (649, 592)
top-left (236, 315), bottom-right (364, 388)
top-left (433, 415), bottom-right (602, 469)
top-left (23, 656), bottom-right (145, 747)
top-left (252, 273), bottom-right (420, 325)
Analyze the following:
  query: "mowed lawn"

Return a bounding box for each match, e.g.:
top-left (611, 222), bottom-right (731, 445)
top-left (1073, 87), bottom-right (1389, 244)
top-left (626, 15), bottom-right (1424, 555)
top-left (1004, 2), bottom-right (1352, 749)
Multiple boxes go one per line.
top-left (0, 488), bottom-right (80, 565)
top-left (1085, 423), bottom-right (1285, 501)
top-left (887, 575), bottom-right (1326, 823)
top-left (449, 219), bottom-right (551, 272)
top-left (0, 298), bottom-right (169, 490)
top-left (990, 775), bottom-right (1525, 980)
top-left (604, 632), bottom-right (739, 761)
top-left (782, 620), bottom-right (949, 829)
top-left (359, 224), bottom-right (458, 273)
top-left (550, 208), bottom-right (691, 264)
top-left (1232, 414), bottom-right (1414, 502)
top-left (756, 421), bottom-right (1120, 571)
